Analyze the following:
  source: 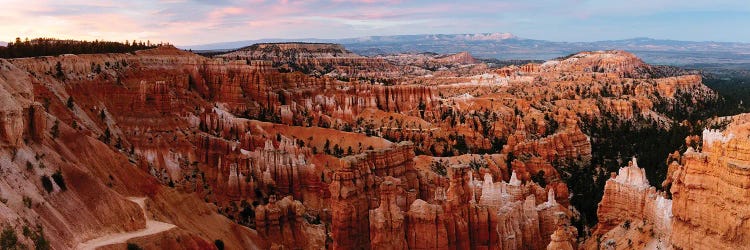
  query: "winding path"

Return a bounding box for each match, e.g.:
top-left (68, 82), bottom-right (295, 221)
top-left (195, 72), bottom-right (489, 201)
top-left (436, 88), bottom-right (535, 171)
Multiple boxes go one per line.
top-left (76, 197), bottom-right (176, 250)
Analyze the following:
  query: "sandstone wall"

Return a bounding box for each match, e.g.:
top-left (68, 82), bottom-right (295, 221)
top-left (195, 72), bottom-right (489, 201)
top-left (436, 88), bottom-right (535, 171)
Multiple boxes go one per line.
top-left (669, 126), bottom-right (750, 249)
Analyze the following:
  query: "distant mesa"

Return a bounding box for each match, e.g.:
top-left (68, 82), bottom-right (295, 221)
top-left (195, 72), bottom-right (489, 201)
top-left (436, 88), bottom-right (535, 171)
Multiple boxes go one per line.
top-left (231, 42), bottom-right (358, 58)
top-left (433, 51), bottom-right (478, 64)
top-left (182, 32), bottom-right (750, 65)
top-left (460, 32), bottom-right (518, 41)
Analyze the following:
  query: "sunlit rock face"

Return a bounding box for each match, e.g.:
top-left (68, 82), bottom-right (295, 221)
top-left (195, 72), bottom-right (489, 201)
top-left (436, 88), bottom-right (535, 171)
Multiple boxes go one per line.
top-left (0, 59), bottom-right (35, 148)
top-left (668, 114), bottom-right (750, 249)
top-left (369, 177), bottom-right (408, 250)
top-left (584, 157), bottom-right (672, 249)
top-left (585, 114), bottom-right (750, 250)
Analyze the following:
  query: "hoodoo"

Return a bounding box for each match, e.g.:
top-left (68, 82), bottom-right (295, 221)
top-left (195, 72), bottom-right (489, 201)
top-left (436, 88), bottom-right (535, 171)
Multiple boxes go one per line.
top-left (0, 38), bottom-right (739, 249)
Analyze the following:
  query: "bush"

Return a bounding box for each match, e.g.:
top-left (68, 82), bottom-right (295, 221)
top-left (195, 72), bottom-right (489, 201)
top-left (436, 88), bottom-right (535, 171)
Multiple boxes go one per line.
top-left (214, 239), bottom-right (225, 250)
top-left (0, 226), bottom-right (20, 249)
top-left (531, 170), bottom-right (547, 188)
top-left (23, 225), bottom-right (49, 250)
top-left (430, 160), bottom-right (447, 176)
top-left (126, 243), bottom-right (143, 250)
top-left (50, 120), bottom-right (59, 138)
top-left (66, 97), bottom-right (74, 109)
top-left (22, 196), bottom-right (32, 208)
top-left (41, 175), bottom-right (53, 193)
top-left (51, 171), bottom-right (66, 191)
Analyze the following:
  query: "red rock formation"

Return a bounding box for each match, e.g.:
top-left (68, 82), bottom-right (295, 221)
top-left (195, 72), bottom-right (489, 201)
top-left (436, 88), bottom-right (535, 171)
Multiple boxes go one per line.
top-left (547, 220), bottom-right (576, 250)
top-left (255, 195), bottom-right (320, 249)
top-left (0, 44), bottom-right (723, 249)
top-left (443, 165), bottom-right (472, 249)
top-left (540, 50), bottom-right (648, 77)
top-left (668, 120), bottom-right (750, 249)
top-left (433, 51), bottom-right (479, 65)
top-left (329, 141), bottom-right (417, 249)
top-left (218, 43), bottom-right (402, 79)
top-left (369, 177), bottom-right (408, 250)
top-left (592, 158), bottom-right (672, 237)
top-left (406, 199), bottom-right (449, 249)
top-left (584, 115), bottom-right (750, 250)
top-left (503, 123), bottom-right (592, 165)
top-left (0, 59), bottom-right (33, 148)
top-left (479, 174), bottom-right (571, 250)
top-left (582, 157), bottom-right (673, 250)
top-left (0, 48), bottom-right (275, 249)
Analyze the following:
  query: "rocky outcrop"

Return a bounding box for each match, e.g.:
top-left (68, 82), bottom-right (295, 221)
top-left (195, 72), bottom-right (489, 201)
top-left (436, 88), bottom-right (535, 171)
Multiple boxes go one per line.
top-left (593, 158), bottom-right (672, 236)
top-left (0, 43), bottom-right (725, 250)
top-left (369, 177), bottom-right (408, 250)
top-left (546, 213), bottom-right (577, 250)
top-left (0, 89), bottom-right (25, 147)
top-left (504, 121), bottom-right (592, 165)
top-left (406, 199), bottom-right (448, 249)
top-left (0, 59), bottom-right (34, 147)
top-left (407, 165), bottom-right (570, 250)
top-left (586, 115), bottom-right (750, 250)
top-left (540, 50), bottom-right (648, 77)
top-left (482, 176), bottom-right (571, 250)
top-left (433, 51), bottom-right (478, 65)
top-left (443, 165), bottom-right (473, 249)
top-left (223, 43), bottom-right (359, 61)
top-left (654, 75), bottom-right (704, 98)
top-left (0, 48), bottom-right (272, 249)
top-left (329, 141), bottom-right (417, 249)
top-left (255, 195), bottom-right (316, 249)
top-left (218, 43), bottom-right (402, 79)
top-left (669, 121), bottom-right (750, 249)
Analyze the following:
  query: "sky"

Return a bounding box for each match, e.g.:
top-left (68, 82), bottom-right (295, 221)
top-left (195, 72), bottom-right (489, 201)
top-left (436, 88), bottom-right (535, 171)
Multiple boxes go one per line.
top-left (1, 0), bottom-right (749, 45)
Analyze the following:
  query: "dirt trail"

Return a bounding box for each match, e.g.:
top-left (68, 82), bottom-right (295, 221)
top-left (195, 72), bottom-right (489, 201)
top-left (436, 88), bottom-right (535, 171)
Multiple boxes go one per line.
top-left (76, 197), bottom-right (176, 250)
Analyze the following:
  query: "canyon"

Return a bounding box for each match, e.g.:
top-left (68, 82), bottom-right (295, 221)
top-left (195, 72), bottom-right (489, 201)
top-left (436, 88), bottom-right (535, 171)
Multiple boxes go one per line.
top-left (0, 41), bottom-right (745, 250)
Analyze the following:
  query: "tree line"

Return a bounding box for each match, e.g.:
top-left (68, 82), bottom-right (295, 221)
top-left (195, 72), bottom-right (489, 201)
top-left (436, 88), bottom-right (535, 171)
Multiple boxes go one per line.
top-left (0, 37), bottom-right (165, 58)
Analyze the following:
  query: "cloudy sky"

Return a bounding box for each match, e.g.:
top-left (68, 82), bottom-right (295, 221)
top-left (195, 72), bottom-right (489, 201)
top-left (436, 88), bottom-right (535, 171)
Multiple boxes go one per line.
top-left (1, 0), bottom-right (748, 45)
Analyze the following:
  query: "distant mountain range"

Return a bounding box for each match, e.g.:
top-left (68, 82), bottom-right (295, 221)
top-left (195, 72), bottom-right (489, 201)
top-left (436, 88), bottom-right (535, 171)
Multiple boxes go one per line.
top-left (181, 33), bottom-right (750, 65)
top-left (0, 41), bottom-right (6, 47)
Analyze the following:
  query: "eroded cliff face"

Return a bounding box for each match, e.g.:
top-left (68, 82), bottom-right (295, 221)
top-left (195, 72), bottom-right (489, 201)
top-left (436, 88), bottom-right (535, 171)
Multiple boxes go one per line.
top-left (0, 43), bottom-right (721, 249)
top-left (329, 146), bottom-right (573, 250)
top-left (255, 195), bottom-right (325, 249)
top-left (369, 177), bottom-right (408, 250)
top-left (217, 43), bottom-right (404, 79)
top-left (586, 114), bottom-right (750, 250)
top-left (668, 116), bottom-right (750, 249)
top-left (0, 48), bottom-right (271, 249)
top-left (584, 158), bottom-right (672, 250)
top-left (329, 141), bottom-right (418, 249)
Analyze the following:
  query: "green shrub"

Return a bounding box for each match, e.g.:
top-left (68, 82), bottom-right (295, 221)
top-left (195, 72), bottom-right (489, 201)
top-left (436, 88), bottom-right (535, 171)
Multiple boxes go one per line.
top-left (22, 196), bottom-right (32, 208)
top-left (51, 171), bottom-right (66, 191)
top-left (41, 175), bottom-right (53, 193)
top-left (50, 120), bottom-right (59, 138)
top-left (430, 160), bottom-right (447, 176)
top-left (24, 225), bottom-right (49, 250)
top-left (0, 225), bottom-right (27, 249)
top-left (214, 239), bottom-right (225, 250)
top-left (126, 243), bottom-right (143, 250)
top-left (531, 170), bottom-right (547, 188)
top-left (66, 97), bottom-right (74, 109)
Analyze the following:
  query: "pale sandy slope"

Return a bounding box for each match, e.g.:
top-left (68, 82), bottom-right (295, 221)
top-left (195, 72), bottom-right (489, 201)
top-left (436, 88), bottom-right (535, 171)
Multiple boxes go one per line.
top-left (76, 197), bottom-right (176, 250)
